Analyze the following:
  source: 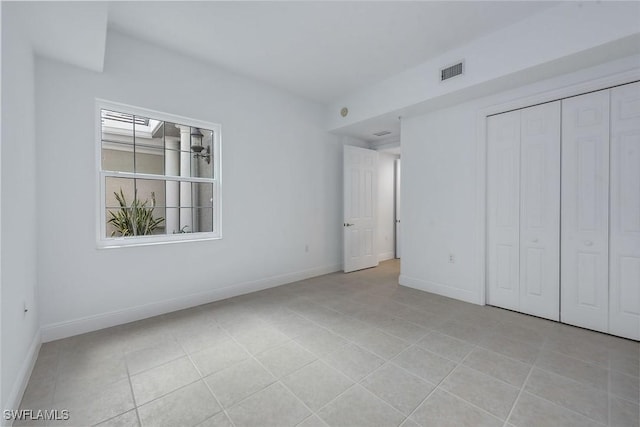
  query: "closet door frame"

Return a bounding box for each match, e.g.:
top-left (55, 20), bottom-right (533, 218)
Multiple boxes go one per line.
top-left (477, 69), bottom-right (640, 308)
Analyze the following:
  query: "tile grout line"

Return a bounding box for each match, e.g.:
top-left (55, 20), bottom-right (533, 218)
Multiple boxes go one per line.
top-left (219, 329), bottom-right (323, 425)
top-left (532, 363), bottom-right (617, 398)
top-left (305, 329), bottom-right (492, 425)
top-left (124, 355), bottom-right (143, 427)
top-left (50, 348), bottom-right (63, 408)
top-left (607, 349), bottom-right (612, 427)
top-left (177, 330), bottom-right (238, 427)
top-left (500, 336), bottom-right (545, 427)
top-left (55, 347), bottom-right (132, 426)
top-left (513, 340), bottom-right (610, 427)
top-left (401, 342), bottom-right (503, 425)
top-left (306, 336), bottom-right (428, 419)
top-left (123, 321), bottom-right (235, 425)
top-left (474, 334), bottom-right (542, 366)
top-left (515, 390), bottom-right (609, 427)
top-left (69, 344), bottom-right (139, 427)
top-left (124, 345), bottom-right (186, 377)
top-left (286, 293), bottom-right (443, 346)
top-left (523, 339), bottom-right (639, 406)
top-left (285, 299), bottom-right (420, 361)
top-left (543, 333), bottom-right (630, 371)
top-left (296, 284), bottom-right (564, 370)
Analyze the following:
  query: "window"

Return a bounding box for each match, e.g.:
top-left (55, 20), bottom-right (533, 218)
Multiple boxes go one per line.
top-left (97, 100), bottom-right (221, 247)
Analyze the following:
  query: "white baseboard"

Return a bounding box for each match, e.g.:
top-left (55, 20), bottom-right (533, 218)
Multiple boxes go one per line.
top-left (3, 330), bottom-right (41, 425)
top-left (41, 264), bottom-right (341, 342)
top-left (378, 251), bottom-right (395, 262)
top-left (399, 275), bottom-right (481, 305)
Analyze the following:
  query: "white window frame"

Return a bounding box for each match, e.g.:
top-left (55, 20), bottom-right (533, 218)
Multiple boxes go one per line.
top-left (96, 99), bottom-right (222, 248)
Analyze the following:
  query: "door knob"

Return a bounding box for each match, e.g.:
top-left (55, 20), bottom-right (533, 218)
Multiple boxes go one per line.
top-left (344, 223), bottom-right (354, 227)
top-left (584, 240), bottom-right (593, 246)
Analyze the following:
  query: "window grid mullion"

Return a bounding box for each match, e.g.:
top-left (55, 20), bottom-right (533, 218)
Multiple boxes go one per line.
top-left (101, 171), bottom-right (215, 184)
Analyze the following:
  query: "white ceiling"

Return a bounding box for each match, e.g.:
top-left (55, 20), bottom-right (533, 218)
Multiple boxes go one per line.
top-left (108, 1), bottom-right (557, 105)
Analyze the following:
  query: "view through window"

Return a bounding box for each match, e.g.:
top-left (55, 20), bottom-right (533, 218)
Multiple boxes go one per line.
top-left (98, 102), bottom-right (221, 247)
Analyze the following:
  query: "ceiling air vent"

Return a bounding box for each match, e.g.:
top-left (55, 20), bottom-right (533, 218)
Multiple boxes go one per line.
top-left (373, 130), bottom-right (391, 137)
top-left (440, 60), bottom-right (464, 82)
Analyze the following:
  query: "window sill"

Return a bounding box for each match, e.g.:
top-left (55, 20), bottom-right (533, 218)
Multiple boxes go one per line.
top-left (97, 233), bottom-right (222, 249)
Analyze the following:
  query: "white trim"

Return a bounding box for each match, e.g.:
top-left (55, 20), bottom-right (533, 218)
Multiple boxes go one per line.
top-left (0, 3), bottom-right (3, 414)
top-left (371, 139), bottom-right (401, 152)
top-left (475, 69), bottom-right (640, 307)
top-left (474, 106), bottom-right (487, 306)
top-left (399, 275), bottom-right (481, 305)
top-left (41, 264), bottom-right (341, 342)
top-left (377, 251), bottom-right (395, 262)
top-left (98, 234), bottom-right (222, 249)
top-left (96, 99), bottom-right (219, 133)
top-left (480, 70), bottom-right (640, 119)
top-left (101, 171), bottom-right (215, 184)
top-left (370, 135), bottom-right (400, 148)
top-left (2, 331), bottom-right (41, 424)
top-left (95, 99), bottom-right (222, 248)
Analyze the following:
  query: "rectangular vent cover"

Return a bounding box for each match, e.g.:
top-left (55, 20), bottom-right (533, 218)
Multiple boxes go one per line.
top-left (440, 61), bottom-right (464, 81)
top-left (373, 130), bottom-right (391, 137)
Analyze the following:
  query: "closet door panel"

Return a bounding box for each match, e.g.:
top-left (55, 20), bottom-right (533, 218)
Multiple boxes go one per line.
top-left (561, 90), bottom-right (610, 333)
top-left (487, 110), bottom-right (520, 311)
top-left (609, 81), bottom-right (640, 340)
top-left (519, 101), bottom-right (561, 321)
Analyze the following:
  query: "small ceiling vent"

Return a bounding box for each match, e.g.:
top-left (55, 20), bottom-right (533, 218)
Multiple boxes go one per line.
top-left (440, 61), bottom-right (464, 82)
top-left (373, 130), bottom-right (391, 137)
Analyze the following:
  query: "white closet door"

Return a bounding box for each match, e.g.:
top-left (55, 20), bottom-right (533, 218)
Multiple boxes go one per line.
top-left (609, 82), bottom-right (640, 340)
top-left (487, 110), bottom-right (521, 311)
top-left (519, 101), bottom-right (561, 320)
top-left (561, 90), bottom-right (610, 333)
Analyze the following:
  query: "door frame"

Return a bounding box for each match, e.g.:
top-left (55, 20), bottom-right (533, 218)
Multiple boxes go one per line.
top-left (394, 158), bottom-right (401, 259)
top-left (476, 69), bottom-right (640, 306)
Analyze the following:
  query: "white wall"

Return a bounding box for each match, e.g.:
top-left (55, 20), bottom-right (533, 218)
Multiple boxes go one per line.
top-left (401, 101), bottom-right (481, 302)
top-left (377, 152), bottom-right (397, 261)
top-left (328, 2), bottom-right (640, 131)
top-left (1, 4), bottom-right (41, 413)
top-left (400, 54), bottom-right (640, 304)
top-left (35, 31), bottom-right (343, 340)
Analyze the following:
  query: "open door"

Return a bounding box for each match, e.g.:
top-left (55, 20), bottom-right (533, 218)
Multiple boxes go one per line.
top-left (343, 145), bottom-right (378, 272)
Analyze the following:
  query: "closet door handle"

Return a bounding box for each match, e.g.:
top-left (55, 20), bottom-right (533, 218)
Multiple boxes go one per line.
top-left (584, 240), bottom-right (593, 246)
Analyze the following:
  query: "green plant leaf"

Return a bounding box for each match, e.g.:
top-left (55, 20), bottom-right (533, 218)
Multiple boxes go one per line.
top-left (108, 188), bottom-right (165, 237)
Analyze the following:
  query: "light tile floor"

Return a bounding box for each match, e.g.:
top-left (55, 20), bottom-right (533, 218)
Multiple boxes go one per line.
top-left (17, 260), bottom-right (640, 427)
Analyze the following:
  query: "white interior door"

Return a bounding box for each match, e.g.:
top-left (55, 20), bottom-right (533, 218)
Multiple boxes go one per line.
top-left (487, 110), bottom-right (521, 311)
top-left (395, 159), bottom-right (401, 259)
top-left (344, 145), bottom-right (378, 272)
top-left (561, 89), bottom-right (610, 333)
top-left (519, 101), bottom-right (561, 320)
top-left (609, 81), bottom-right (640, 341)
